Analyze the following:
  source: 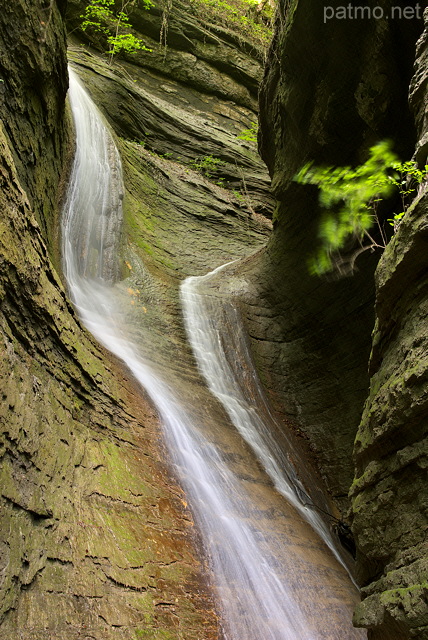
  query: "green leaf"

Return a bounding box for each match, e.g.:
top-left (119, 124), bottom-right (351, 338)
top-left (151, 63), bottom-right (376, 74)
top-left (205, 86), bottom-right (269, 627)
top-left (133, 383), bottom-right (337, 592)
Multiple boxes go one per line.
top-left (293, 141), bottom-right (426, 275)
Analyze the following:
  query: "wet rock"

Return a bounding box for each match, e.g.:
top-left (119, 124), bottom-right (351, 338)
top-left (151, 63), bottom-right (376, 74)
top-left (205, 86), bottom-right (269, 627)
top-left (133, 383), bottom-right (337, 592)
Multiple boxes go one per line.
top-left (231, 1), bottom-right (425, 637)
top-left (350, 14), bottom-right (428, 638)
top-left (0, 2), bottom-right (218, 638)
top-left (235, 0), bottom-right (420, 502)
top-left (0, 0), bottom-right (70, 250)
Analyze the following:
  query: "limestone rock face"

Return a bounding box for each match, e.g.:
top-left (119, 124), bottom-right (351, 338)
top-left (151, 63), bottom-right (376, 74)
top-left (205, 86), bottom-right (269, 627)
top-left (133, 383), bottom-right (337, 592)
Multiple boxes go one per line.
top-left (66, 0), bottom-right (266, 106)
top-left (350, 15), bottom-right (428, 639)
top-left (0, 2), bottom-right (218, 638)
top-left (2, 0), bottom-right (426, 637)
top-left (62, 0), bottom-right (273, 347)
top-left (0, 0), bottom-right (68, 247)
top-left (0, 0), bottom-right (274, 636)
top-left (67, 44), bottom-right (270, 282)
top-left (236, 1), bottom-right (426, 637)
top-left (237, 0), bottom-right (420, 502)
top-left (65, 0), bottom-right (274, 223)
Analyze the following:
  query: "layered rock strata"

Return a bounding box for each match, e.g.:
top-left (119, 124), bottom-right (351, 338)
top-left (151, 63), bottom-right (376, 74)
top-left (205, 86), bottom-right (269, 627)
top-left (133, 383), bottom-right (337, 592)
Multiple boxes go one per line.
top-left (240, 0), bottom-right (420, 500)
top-left (63, 4), bottom-right (273, 386)
top-left (351, 14), bottom-right (428, 639)
top-left (0, 2), bottom-right (220, 638)
top-left (65, 0), bottom-right (274, 218)
top-left (235, 0), bottom-right (426, 637)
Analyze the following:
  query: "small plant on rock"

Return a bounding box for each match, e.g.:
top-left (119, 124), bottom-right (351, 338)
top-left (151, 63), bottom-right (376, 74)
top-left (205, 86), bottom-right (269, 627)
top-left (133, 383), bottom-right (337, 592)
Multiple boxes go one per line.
top-left (188, 0), bottom-right (273, 49)
top-left (189, 155), bottom-right (225, 179)
top-left (387, 160), bottom-right (428, 232)
top-left (237, 121), bottom-right (258, 143)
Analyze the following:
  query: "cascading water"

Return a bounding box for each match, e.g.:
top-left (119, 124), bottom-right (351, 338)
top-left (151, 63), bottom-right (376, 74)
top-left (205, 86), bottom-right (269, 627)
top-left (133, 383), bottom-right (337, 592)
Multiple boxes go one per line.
top-left (62, 68), bottom-right (366, 640)
top-left (180, 265), bottom-right (354, 578)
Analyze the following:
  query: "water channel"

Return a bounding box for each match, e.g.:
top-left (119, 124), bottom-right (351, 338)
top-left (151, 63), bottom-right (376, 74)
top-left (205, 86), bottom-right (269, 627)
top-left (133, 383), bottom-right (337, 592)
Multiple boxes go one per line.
top-left (62, 67), bottom-right (366, 640)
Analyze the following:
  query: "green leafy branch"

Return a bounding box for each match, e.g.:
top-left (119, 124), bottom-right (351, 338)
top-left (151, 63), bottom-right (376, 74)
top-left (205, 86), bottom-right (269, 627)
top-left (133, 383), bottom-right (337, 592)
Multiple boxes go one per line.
top-left (80, 0), bottom-right (153, 62)
top-left (294, 141), bottom-right (428, 276)
top-left (81, 0), bottom-right (114, 33)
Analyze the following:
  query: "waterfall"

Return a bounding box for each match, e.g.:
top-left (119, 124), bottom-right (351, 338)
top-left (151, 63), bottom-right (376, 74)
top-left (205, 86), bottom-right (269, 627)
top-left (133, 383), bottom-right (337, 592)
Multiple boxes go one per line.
top-left (180, 264), bottom-right (354, 578)
top-left (62, 68), bottom-right (366, 640)
top-left (63, 71), bottom-right (123, 288)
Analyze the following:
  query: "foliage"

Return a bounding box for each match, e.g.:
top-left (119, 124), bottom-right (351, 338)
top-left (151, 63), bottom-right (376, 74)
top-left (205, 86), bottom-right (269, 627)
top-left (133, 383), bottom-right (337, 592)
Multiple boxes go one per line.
top-left (387, 160), bottom-right (428, 232)
top-left (81, 0), bottom-right (114, 32)
top-left (294, 141), bottom-right (428, 275)
top-left (237, 121), bottom-right (258, 143)
top-left (188, 0), bottom-right (273, 49)
top-left (80, 0), bottom-right (152, 60)
top-left (107, 31), bottom-right (147, 55)
top-left (189, 154), bottom-right (225, 178)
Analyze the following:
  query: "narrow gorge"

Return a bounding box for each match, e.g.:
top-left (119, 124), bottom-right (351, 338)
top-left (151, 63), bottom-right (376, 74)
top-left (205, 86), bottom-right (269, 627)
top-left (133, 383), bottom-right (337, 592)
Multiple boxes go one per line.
top-left (0, 1), bottom-right (427, 639)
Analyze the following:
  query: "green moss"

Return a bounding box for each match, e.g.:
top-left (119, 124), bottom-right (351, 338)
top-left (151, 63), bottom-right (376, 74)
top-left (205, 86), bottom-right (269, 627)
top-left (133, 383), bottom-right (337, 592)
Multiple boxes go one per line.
top-left (380, 582), bottom-right (428, 603)
top-left (188, 0), bottom-right (273, 49)
top-left (1, 43), bottom-right (219, 637)
top-left (134, 629), bottom-right (176, 639)
top-left (97, 440), bottom-right (153, 501)
top-left (119, 142), bottom-right (176, 267)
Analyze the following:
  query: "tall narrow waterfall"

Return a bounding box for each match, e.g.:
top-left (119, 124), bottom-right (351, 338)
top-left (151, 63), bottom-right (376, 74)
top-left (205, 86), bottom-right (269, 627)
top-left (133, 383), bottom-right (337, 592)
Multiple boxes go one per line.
top-left (180, 265), bottom-right (353, 578)
top-left (62, 68), bottom-right (366, 640)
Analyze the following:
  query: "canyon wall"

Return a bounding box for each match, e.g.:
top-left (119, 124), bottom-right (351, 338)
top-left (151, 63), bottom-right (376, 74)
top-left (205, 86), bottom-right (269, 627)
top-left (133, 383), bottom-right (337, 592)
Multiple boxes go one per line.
top-left (0, 2), bottom-right (227, 637)
top-left (351, 16), bottom-right (428, 639)
top-left (1, 0), bottom-right (427, 638)
top-left (240, 0), bottom-right (427, 638)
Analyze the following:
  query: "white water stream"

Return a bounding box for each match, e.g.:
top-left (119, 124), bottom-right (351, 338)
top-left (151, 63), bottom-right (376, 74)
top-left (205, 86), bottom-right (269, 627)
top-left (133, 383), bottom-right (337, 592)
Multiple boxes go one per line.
top-left (180, 266), bottom-right (353, 578)
top-left (62, 68), bottom-right (365, 640)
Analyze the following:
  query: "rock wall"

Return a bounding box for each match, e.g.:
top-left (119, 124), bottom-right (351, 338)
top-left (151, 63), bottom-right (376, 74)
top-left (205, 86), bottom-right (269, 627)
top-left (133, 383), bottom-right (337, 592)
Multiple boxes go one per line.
top-left (62, 0), bottom-right (272, 388)
top-left (3, 0), bottom-right (425, 637)
top-left (350, 13), bottom-right (428, 639)
top-left (0, 0), bottom-right (68, 251)
top-left (65, 0), bottom-right (274, 219)
top-left (66, 43), bottom-right (271, 279)
top-left (0, 2), bottom-right (219, 638)
top-left (240, 0), bottom-right (420, 496)
top-left (0, 0), bottom-right (276, 636)
top-left (236, 0), bottom-right (426, 638)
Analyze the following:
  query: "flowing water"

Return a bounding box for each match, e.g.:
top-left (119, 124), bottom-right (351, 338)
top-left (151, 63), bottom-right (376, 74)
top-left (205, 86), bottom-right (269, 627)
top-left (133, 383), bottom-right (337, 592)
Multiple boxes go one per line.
top-left (62, 68), bottom-right (366, 640)
top-left (180, 265), bottom-right (355, 579)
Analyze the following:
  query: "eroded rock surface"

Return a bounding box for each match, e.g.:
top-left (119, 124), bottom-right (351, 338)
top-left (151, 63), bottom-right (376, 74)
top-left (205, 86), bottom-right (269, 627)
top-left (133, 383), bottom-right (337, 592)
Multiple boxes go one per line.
top-left (65, 0), bottom-right (274, 218)
top-left (63, 6), bottom-right (273, 395)
top-left (350, 15), bottom-right (428, 639)
top-left (0, 2), bottom-right (219, 638)
top-left (66, 44), bottom-right (271, 281)
top-left (2, 0), bottom-right (426, 638)
top-left (236, 0), bottom-right (420, 503)
top-left (231, 1), bottom-right (426, 638)
top-left (0, 0), bottom-right (68, 249)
